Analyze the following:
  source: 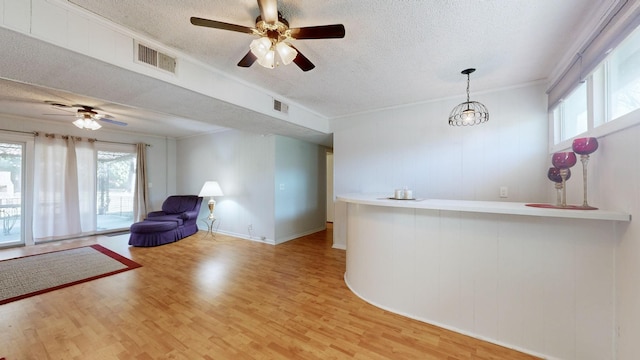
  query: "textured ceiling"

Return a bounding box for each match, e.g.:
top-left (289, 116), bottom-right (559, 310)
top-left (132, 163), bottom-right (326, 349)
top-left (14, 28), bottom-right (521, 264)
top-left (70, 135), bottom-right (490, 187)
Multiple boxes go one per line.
top-left (0, 0), bottom-right (606, 143)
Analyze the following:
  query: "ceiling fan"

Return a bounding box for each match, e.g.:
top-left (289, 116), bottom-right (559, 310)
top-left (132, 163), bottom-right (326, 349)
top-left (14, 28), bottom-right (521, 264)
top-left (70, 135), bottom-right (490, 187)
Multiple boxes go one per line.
top-left (190, 0), bottom-right (345, 71)
top-left (44, 102), bottom-right (128, 130)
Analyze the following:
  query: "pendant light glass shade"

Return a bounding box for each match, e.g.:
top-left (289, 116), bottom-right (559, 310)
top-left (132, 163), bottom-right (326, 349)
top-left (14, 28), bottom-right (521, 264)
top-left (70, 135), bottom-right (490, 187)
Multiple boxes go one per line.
top-left (449, 68), bottom-right (489, 126)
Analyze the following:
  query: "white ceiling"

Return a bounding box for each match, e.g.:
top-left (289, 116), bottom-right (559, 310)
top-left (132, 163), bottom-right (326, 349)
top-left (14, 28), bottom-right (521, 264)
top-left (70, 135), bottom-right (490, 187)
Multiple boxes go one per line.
top-left (0, 0), bottom-right (607, 144)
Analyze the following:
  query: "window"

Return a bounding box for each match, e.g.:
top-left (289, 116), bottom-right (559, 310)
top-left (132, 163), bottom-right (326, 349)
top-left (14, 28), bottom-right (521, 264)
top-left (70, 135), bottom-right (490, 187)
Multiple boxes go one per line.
top-left (551, 24), bottom-right (640, 147)
top-left (556, 83), bottom-right (588, 142)
top-left (608, 27), bottom-right (640, 120)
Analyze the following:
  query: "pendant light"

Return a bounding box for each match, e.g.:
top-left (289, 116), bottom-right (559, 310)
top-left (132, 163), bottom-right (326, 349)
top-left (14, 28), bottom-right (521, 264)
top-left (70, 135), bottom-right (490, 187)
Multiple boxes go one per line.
top-left (448, 68), bottom-right (489, 126)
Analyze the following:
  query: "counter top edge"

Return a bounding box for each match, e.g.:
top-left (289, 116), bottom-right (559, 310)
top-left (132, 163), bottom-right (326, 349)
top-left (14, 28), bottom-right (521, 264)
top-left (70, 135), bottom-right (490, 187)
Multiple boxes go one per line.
top-left (337, 193), bottom-right (631, 222)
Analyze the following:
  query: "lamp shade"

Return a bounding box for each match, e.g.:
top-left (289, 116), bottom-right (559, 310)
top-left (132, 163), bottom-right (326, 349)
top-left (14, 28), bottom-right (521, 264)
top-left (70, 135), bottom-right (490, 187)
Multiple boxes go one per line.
top-left (198, 181), bottom-right (224, 197)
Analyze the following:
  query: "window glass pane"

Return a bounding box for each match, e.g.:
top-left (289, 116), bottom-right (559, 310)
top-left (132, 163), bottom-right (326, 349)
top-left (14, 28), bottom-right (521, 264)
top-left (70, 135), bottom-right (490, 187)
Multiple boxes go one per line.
top-left (552, 106), bottom-right (561, 144)
top-left (609, 26), bottom-right (640, 119)
top-left (0, 142), bottom-right (23, 247)
top-left (561, 82), bottom-right (588, 141)
top-left (97, 150), bottom-right (136, 231)
top-left (592, 65), bottom-right (606, 127)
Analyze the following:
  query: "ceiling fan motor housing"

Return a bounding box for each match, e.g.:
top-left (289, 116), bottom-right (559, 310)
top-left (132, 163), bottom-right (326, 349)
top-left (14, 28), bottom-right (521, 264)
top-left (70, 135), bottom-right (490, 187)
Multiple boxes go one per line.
top-left (255, 13), bottom-right (291, 42)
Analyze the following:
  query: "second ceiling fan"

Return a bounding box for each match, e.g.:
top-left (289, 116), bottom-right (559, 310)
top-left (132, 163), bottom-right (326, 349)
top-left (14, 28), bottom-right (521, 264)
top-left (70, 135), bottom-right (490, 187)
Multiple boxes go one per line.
top-left (190, 0), bottom-right (345, 71)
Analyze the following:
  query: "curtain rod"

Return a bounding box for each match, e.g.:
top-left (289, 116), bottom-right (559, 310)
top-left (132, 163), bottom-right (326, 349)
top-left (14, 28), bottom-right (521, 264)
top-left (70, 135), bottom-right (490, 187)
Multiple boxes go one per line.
top-left (0, 128), bottom-right (36, 136)
top-left (0, 128), bottom-right (150, 146)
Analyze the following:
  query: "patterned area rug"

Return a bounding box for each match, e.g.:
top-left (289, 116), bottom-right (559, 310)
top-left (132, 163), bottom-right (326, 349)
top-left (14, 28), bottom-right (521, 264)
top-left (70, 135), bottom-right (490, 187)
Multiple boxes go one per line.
top-left (0, 245), bottom-right (141, 305)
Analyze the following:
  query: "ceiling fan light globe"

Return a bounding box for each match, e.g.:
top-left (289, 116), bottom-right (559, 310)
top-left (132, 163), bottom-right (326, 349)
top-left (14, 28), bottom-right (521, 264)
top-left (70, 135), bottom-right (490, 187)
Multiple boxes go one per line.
top-left (72, 119), bottom-right (86, 129)
top-left (276, 42), bottom-right (297, 65)
top-left (86, 122), bottom-right (102, 130)
top-left (250, 37), bottom-right (272, 59)
top-left (72, 118), bottom-right (101, 130)
top-left (257, 49), bottom-right (275, 69)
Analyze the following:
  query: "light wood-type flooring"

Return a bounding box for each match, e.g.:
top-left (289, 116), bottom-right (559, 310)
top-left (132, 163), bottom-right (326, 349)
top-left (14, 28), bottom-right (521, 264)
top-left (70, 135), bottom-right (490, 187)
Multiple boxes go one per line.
top-left (0, 226), bottom-right (540, 359)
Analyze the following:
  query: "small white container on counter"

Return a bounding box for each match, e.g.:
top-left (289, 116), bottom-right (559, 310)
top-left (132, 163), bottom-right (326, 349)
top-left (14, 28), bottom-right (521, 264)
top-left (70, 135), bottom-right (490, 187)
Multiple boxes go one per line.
top-left (394, 189), bottom-right (404, 199)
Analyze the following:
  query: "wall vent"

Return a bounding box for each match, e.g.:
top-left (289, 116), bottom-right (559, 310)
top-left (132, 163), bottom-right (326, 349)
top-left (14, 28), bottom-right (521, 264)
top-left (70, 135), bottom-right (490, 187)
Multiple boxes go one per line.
top-left (273, 99), bottom-right (289, 114)
top-left (135, 41), bottom-right (176, 74)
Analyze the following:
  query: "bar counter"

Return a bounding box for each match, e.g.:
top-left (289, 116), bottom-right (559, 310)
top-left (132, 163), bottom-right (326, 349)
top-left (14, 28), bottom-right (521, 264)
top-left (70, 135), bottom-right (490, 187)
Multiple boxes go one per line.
top-left (338, 193), bottom-right (630, 360)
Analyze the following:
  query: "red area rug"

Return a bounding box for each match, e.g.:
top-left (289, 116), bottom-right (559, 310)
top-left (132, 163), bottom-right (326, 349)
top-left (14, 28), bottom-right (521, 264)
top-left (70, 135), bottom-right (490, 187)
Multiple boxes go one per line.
top-left (0, 244), bottom-right (141, 305)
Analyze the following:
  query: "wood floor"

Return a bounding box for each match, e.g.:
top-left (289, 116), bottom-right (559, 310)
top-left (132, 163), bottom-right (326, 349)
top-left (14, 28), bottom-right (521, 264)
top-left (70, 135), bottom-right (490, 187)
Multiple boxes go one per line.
top-left (0, 226), bottom-right (540, 360)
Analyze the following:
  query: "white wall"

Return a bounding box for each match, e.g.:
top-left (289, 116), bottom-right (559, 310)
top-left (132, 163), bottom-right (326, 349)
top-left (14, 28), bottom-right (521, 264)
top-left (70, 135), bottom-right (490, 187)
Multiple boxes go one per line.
top-left (176, 131), bottom-right (327, 244)
top-left (176, 130), bottom-right (276, 242)
top-left (274, 136), bottom-right (326, 243)
top-left (558, 118), bottom-right (640, 360)
top-left (332, 83), bottom-right (549, 248)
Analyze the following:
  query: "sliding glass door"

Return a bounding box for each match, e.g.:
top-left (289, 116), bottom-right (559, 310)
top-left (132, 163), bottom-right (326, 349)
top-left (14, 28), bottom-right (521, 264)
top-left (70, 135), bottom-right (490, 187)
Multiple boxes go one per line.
top-left (96, 147), bottom-right (136, 232)
top-left (0, 142), bottom-right (24, 247)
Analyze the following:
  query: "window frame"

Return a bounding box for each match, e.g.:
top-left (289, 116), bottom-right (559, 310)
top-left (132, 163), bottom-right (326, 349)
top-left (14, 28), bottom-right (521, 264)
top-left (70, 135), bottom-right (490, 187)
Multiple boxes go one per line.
top-left (549, 24), bottom-right (640, 153)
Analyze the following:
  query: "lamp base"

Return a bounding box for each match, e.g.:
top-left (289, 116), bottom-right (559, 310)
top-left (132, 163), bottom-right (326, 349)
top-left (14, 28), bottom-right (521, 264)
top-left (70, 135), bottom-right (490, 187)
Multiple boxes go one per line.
top-left (207, 198), bottom-right (216, 220)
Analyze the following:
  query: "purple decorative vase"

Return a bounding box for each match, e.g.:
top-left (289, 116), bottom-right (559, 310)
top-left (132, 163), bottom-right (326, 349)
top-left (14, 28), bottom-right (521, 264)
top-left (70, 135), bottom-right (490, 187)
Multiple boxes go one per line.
top-left (551, 152), bottom-right (577, 169)
top-left (548, 167), bottom-right (571, 206)
top-left (572, 137), bottom-right (599, 208)
top-left (551, 152), bottom-right (577, 207)
top-left (572, 137), bottom-right (599, 155)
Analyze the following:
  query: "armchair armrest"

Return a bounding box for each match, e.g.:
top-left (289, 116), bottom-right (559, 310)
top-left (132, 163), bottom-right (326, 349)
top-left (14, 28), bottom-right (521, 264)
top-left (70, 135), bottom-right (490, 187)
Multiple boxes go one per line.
top-left (146, 211), bottom-right (166, 218)
top-left (181, 210), bottom-right (199, 221)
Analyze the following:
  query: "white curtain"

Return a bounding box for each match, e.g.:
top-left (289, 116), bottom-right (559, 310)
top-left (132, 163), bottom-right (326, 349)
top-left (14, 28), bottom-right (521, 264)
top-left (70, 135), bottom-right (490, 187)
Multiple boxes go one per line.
top-left (133, 143), bottom-right (149, 222)
top-left (33, 135), bottom-right (96, 241)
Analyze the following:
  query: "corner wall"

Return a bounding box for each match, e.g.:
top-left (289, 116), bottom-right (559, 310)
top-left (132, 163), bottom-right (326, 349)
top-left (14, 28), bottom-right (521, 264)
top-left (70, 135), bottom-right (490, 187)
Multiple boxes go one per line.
top-left (274, 136), bottom-right (326, 244)
top-left (332, 83), bottom-right (549, 249)
top-left (176, 130), bottom-right (276, 242)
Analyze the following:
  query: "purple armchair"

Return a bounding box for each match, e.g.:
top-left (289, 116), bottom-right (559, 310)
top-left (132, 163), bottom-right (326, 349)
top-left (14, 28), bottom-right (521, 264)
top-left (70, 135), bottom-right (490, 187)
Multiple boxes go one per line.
top-left (129, 195), bottom-right (203, 247)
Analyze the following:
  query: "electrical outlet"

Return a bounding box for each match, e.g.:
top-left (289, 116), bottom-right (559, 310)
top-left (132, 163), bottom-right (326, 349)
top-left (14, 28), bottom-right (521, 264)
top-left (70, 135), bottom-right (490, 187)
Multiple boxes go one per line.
top-left (247, 224), bottom-right (253, 231)
top-left (499, 186), bottom-right (508, 198)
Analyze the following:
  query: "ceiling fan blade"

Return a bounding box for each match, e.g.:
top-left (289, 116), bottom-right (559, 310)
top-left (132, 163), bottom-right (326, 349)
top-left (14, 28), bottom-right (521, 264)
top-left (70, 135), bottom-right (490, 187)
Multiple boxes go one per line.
top-left (100, 118), bottom-right (128, 126)
top-left (45, 100), bottom-right (72, 108)
top-left (257, 0), bottom-right (278, 24)
top-left (237, 51), bottom-right (258, 67)
top-left (290, 24), bottom-right (345, 39)
top-left (190, 17), bottom-right (254, 34)
top-left (290, 46), bottom-right (315, 72)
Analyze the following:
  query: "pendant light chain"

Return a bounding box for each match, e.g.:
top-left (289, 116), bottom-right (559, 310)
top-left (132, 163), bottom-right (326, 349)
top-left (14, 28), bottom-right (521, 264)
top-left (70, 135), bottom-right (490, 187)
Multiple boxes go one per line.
top-left (466, 73), bottom-right (471, 103)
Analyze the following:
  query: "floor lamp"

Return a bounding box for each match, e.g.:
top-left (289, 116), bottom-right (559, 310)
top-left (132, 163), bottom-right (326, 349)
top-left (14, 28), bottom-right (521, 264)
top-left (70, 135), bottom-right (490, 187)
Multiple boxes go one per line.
top-left (198, 181), bottom-right (224, 220)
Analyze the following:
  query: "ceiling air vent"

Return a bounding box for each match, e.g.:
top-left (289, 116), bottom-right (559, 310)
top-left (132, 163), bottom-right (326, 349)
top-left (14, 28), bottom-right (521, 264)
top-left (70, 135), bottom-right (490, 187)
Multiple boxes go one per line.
top-left (135, 41), bottom-right (176, 74)
top-left (273, 99), bottom-right (289, 114)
